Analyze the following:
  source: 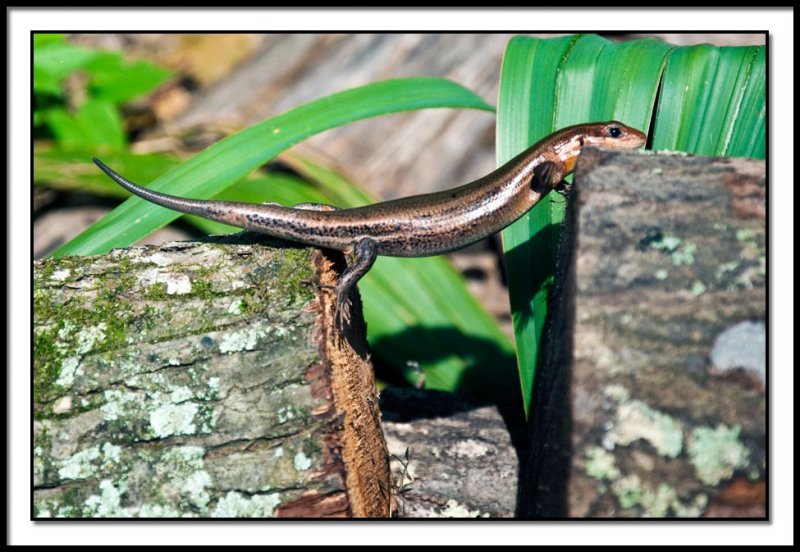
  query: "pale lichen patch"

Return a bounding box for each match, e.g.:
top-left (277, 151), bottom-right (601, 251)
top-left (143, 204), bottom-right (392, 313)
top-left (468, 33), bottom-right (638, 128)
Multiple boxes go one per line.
top-left (207, 377), bottom-right (220, 396)
top-left (140, 268), bottom-right (193, 295)
top-left (584, 446), bottom-right (621, 480)
top-left (141, 251), bottom-right (177, 267)
top-left (101, 389), bottom-right (140, 422)
top-left (691, 280), bottom-right (707, 296)
top-left (58, 441), bottom-right (121, 481)
top-left (610, 473), bottom-right (707, 517)
top-left (650, 234), bottom-right (682, 252)
top-left (76, 323), bottom-right (108, 354)
top-left (671, 242), bottom-right (696, 266)
top-left (219, 322), bottom-right (269, 353)
top-left (603, 384), bottom-right (631, 403)
top-left (735, 228), bottom-right (757, 242)
top-left (155, 446), bottom-right (212, 511)
top-left (606, 400), bottom-right (683, 458)
top-left (58, 445), bottom-right (101, 480)
top-left (102, 442), bottom-right (122, 464)
top-left (440, 499), bottom-right (484, 518)
top-left (149, 401), bottom-right (199, 438)
top-left (688, 424), bottom-right (750, 485)
top-left (102, 380), bottom-right (216, 439)
top-left (293, 451), bottom-right (312, 471)
top-left (56, 356), bottom-right (82, 387)
top-left (138, 503), bottom-right (181, 517)
top-left (449, 439), bottom-right (491, 458)
top-left (84, 479), bottom-right (131, 518)
top-left (51, 268), bottom-right (71, 282)
top-left (211, 491), bottom-right (281, 518)
top-left (277, 406), bottom-right (296, 424)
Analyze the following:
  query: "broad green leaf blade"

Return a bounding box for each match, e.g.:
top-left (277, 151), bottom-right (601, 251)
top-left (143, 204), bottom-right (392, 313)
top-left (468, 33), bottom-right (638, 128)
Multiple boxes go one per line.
top-left (497, 34), bottom-right (671, 416)
top-left (496, 35), bottom-right (576, 417)
top-left (84, 51), bottom-right (173, 104)
top-left (44, 99), bottom-right (126, 151)
top-left (727, 47), bottom-right (765, 159)
top-left (33, 33), bottom-right (66, 48)
top-left (33, 39), bottom-right (99, 94)
top-left (34, 148), bottom-right (182, 198)
top-left (33, 66), bottom-right (64, 97)
top-left (652, 44), bottom-right (765, 159)
top-left (283, 153), bottom-right (517, 403)
top-left (52, 77), bottom-right (494, 258)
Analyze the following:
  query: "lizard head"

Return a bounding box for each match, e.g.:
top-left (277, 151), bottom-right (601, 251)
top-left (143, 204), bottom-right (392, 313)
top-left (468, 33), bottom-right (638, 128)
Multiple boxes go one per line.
top-left (581, 121), bottom-right (647, 149)
top-left (557, 121), bottom-right (647, 174)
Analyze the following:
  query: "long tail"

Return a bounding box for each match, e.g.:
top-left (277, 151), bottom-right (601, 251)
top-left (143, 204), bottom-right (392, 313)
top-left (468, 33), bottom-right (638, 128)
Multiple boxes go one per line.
top-left (92, 158), bottom-right (232, 218)
top-left (92, 158), bottom-right (350, 249)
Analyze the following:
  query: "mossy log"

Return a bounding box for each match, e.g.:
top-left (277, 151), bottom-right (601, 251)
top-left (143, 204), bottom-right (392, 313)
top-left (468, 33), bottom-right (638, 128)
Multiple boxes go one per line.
top-left (522, 149), bottom-right (766, 518)
top-left (33, 233), bottom-right (390, 518)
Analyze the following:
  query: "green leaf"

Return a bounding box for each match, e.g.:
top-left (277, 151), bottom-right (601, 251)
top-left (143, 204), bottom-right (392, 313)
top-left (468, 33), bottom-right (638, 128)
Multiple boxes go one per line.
top-left (34, 148), bottom-right (182, 198)
top-left (497, 34), bottom-right (671, 417)
top-left (33, 33), bottom-right (66, 48)
top-left (43, 99), bottom-right (126, 151)
top-left (52, 77), bottom-right (494, 258)
top-left (84, 51), bottom-right (173, 104)
top-left (652, 44), bottom-right (765, 159)
top-left (33, 65), bottom-right (64, 97)
top-left (33, 40), bottom-right (99, 88)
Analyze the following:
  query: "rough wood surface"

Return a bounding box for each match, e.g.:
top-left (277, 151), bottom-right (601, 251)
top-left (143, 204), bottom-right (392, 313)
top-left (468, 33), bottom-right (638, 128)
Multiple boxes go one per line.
top-left (33, 234), bottom-right (390, 518)
top-left (520, 149), bottom-right (766, 518)
top-left (381, 388), bottom-right (521, 518)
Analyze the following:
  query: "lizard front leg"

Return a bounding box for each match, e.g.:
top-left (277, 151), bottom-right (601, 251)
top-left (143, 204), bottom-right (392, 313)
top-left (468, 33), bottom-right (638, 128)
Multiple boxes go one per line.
top-left (334, 237), bottom-right (378, 333)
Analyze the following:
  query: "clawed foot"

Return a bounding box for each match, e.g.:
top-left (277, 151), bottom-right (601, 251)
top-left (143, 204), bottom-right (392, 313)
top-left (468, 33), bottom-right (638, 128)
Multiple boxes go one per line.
top-left (554, 179), bottom-right (572, 198)
top-left (317, 283), bottom-right (352, 338)
top-left (334, 293), bottom-right (352, 335)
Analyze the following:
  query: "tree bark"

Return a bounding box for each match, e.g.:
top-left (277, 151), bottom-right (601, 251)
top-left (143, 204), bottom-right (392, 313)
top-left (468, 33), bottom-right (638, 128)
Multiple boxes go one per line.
top-left (381, 388), bottom-right (521, 518)
top-left (521, 149), bottom-right (766, 518)
top-left (33, 233), bottom-right (390, 518)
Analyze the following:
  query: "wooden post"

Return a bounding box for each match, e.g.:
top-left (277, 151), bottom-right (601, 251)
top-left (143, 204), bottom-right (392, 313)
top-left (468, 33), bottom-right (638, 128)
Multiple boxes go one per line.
top-left (521, 149), bottom-right (766, 518)
top-left (33, 233), bottom-right (390, 518)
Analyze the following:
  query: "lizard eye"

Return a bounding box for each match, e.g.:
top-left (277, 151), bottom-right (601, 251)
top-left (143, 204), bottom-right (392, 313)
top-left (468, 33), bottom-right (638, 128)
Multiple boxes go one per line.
top-left (608, 126), bottom-right (622, 138)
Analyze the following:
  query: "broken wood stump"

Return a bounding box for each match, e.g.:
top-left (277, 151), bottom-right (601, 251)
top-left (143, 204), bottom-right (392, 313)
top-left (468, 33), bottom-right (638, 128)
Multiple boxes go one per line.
top-left (381, 388), bottom-right (521, 518)
top-left (33, 233), bottom-right (390, 518)
top-left (521, 148), bottom-right (766, 518)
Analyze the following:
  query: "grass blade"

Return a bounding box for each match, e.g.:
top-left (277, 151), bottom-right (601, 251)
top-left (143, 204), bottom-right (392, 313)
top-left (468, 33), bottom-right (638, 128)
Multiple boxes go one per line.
top-left (497, 34), bottom-right (671, 416)
top-left (652, 44), bottom-right (765, 159)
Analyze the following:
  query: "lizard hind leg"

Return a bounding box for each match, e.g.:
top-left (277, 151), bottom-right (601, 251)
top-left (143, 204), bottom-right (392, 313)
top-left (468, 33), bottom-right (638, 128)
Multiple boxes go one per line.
top-left (334, 237), bottom-right (378, 333)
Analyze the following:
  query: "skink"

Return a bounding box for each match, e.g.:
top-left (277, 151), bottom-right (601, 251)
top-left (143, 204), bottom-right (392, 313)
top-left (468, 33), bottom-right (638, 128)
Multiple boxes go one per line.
top-left (93, 121), bottom-right (646, 330)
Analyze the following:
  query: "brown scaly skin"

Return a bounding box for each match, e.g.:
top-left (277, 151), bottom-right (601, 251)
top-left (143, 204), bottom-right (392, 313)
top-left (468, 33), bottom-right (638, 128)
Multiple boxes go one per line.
top-left (94, 121), bottom-right (646, 331)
